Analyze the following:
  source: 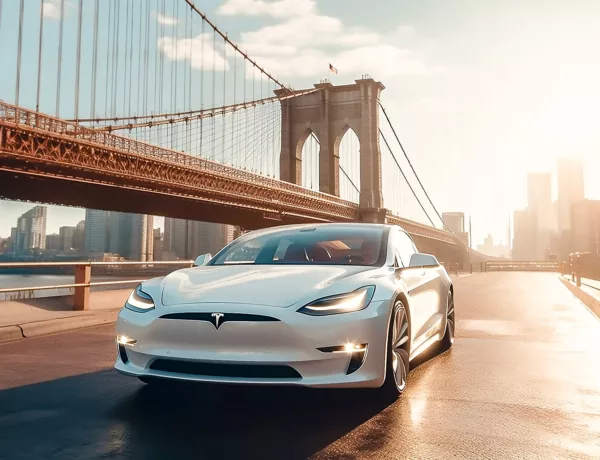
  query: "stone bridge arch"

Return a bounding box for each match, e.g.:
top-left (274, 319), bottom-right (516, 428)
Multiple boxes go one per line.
top-left (277, 78), bottom-right (385, 209)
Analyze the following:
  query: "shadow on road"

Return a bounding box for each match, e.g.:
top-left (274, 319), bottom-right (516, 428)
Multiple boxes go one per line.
top-left (0, 344), bottom-right (448, 460)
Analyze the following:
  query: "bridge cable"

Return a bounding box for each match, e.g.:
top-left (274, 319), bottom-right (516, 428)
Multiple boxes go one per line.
top-left (35, 0), bottom-right (45, 112)
top-left (55, 0), bottom-right (65, 117)
top-left (74, 0), bottom-right (83, 121)
top-left (90, 0), bottom-right (100, 118)
top-left (379, 102), bottom-right (473, 249)
top-left (15, 0), bottom-right (24, 108)
top-left (379, 129), bottom-right (436, 227)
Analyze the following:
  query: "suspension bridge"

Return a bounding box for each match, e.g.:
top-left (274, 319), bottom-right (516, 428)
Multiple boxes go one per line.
top-left (0, 0), bottom-right (489, 265)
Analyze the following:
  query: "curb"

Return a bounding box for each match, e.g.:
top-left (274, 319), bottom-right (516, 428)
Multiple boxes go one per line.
top-left (0, 310), bottom-right (120, 343)
top-left (559, 276), bottom-right (600, 319)
top-left (0, 325), bottom-right (23, 342)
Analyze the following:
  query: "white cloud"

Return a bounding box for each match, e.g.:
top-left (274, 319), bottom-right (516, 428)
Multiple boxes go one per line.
top-left (43, 1), bottom-right (62, 20)
top-left (252, 46), bottom-right (427, 79)
top-left (241, 15), bottom-right (379, 48)
top-left (158, 34), bottom-right (230, 71)
top-left (237, 11), bottom-right (428, 80)
top-left (219, 0), bottom-right (316, 19)
top-left (156, 13), bottom-right (179, 26)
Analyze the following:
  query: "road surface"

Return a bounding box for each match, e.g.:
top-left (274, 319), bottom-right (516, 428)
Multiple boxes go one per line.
top-left (1, 273), bottom-right (599, 459)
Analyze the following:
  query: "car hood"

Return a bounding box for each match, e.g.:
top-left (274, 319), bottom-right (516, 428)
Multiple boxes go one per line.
top-left (160, 264), bottom-right (375, 307)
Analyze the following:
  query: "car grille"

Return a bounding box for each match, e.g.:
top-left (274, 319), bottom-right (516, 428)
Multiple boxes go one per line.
top-left (149, 359), bottom-right (302, 379)
top-left (159, 313), bottom-right (280, 322)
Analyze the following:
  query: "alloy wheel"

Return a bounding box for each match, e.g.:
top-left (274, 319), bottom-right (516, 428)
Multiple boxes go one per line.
top-left (390, 302), bottom-right (410, 392)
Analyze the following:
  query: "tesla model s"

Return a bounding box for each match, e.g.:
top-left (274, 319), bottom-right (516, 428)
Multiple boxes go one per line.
top-left (115, 223), bottom-right (454, 396)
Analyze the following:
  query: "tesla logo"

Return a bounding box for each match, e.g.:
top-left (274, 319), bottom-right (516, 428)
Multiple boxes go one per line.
top-left (210, 313), bottom-right (225, 330)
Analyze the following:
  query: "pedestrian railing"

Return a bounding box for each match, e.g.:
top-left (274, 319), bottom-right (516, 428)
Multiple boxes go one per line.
top-left (483, 261), bottom-right (560, 272)
top-left (0, 261), bottom-right (193, 310)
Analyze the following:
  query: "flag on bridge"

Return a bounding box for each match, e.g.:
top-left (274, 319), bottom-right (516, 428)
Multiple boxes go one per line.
top-left (329, 63), bottom-right (338, 75)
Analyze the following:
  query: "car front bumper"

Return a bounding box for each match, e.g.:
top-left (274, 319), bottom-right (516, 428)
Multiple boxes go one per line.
top-left (114, 299), bottom-right (391, 388)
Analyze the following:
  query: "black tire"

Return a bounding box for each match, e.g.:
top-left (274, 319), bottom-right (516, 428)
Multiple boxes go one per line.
top-left (379, 300), bottom-right (410, 398)
top-left (440, 289), bottom-right (455, 351)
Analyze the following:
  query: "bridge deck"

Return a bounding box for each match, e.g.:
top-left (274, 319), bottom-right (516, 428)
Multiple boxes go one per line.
top-left (0, 273), bottom-right (598, 459)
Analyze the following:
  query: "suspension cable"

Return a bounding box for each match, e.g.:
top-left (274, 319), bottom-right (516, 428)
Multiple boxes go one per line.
top-left (35, 0), bottom-right (45, 112)
top-left (378, 101), bottom-right (450, 231)
top-left (379, 129), bottom-right (436, 227)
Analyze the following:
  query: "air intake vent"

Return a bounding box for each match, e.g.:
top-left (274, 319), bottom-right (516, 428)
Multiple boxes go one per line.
top-left (150, 359), bottom-right (301, 379)
top-left (159, 313), bottom-right (279, 322)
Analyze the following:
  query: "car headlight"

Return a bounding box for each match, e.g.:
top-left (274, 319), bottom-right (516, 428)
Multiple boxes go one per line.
top-left (125, 285), bottom-right (155, 312)
top-left (298, 286), bottom-right (375, 316)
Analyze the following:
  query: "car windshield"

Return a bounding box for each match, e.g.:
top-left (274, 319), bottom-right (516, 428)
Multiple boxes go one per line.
top-left (210, 226), bottom-right (385, 266)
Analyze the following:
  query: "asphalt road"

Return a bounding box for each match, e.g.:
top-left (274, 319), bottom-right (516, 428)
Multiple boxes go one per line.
top-left (1, 272), bottom-right (599, 459)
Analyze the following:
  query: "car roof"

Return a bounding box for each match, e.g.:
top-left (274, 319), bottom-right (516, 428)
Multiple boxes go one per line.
top-left (240, 222), bottom-right (394, 239)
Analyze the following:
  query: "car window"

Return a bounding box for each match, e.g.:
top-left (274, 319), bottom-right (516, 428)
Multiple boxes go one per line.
top-left (397, 232), bottom-right (416, 267)
top-left (211, 227), bottom-right (385, 266)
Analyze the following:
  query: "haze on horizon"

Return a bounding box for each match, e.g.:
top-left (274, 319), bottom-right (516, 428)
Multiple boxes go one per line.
top-left (1, 0), bottom-right (599, 247)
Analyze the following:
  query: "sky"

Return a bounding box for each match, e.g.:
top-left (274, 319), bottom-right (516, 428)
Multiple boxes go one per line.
top-left (1, 0), bottom-right (600, 247)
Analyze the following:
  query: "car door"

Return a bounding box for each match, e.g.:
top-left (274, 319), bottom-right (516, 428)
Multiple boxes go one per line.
top-left (394, 232), bottom-right (442, 350)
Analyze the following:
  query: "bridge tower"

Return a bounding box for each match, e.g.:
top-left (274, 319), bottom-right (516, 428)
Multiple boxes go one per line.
top-left (277, 78), bottom-right (385, 222)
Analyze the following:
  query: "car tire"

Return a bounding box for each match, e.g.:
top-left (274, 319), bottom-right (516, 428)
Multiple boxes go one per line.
top-left (440, 289), bottom-right (455, 351)
top-left (380, 300), bottom-right (410, 398)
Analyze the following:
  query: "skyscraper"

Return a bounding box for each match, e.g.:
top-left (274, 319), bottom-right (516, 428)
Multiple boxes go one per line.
top-left (557, 157), bottom-right (585, 232)
top-left (59, 226), bottom-right (75, 251)
top-left (571, 200), bottom-right (600, 254)
top-left (442, 212), bottom-right (464, 234)
top-left (14, 206), bottom-right (47, 252)
top-left (527, 172), bottom-right (553, 259)
top-left (108, 212), bottom-right (154, 261)
top-left (84, 209), bottom-right (109, 254)
top-left (163, 218), bottom-right (235, 259)
top-left (72, 220), bottom-right (85, 251)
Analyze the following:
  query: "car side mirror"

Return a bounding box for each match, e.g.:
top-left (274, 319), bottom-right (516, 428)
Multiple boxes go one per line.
top-left (193, 253), bottom-right (212, 267)
top-left (409, 253), bottom-right (439, 268)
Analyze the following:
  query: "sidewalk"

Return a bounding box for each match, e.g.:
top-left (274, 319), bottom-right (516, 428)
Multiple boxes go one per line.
top-left (0, 289), bottom-right (129, 342)
top-left (559, 275), bottom-right (600, 320)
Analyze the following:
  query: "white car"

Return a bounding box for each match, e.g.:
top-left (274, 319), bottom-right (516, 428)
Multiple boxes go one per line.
top-left (115, 223), bottom-right (454, 396)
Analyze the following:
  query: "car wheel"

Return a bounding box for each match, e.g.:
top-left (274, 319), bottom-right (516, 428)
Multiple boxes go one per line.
top-left (380, 300), bottom-right (410, 397)
top-left (440, 289), bottom-right (455, 351)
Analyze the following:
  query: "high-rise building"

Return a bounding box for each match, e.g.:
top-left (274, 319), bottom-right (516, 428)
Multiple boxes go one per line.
top-left (84, 210), bottom-right (109, 254)
top-left (72, 220), bottom-right (85, 251)
top-left (59, 226), bottom-right (76, 251)
top-left (108, 212), bottom-right (154, 261)
top-left (45, 233), bottom-right (61, 251)
top-left (14, 206), bottom-right (47, 252)
top-left (571, 200), bottom-right (600, 254)
top-left (153, 228), bottom-right (163, 261)
top-left (442, 212), bottom-right (464, 235)
top-left (513, 209), bottom-right (536, 260)
top-left (163, 218), bottom-right (235, 259)
top-left (557, 158), bottom-right (585, 232)
top-left (527, 172), bottom-right (554, 259)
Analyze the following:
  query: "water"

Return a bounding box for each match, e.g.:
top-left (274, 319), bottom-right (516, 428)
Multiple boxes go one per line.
top-left (0, 274), bottom-right (143, 301)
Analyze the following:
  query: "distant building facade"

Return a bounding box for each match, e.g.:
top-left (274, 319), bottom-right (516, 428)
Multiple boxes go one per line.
top-left (84, 210), bottom-right (109, 254)
top-left (442, 212), bottom-right (465, 235)
top-left (557, 158), bottom-right (584, 233)
top-left (14, 206), bottom-right (47, 252)
top-left (571, 200), bottom-right (600, 254)
top-left (163, 218), bottom-right (235, 260)
top-left (45, 234), bottom-right (61, 251)
top-left (59, 226), bottom-right (76, 251)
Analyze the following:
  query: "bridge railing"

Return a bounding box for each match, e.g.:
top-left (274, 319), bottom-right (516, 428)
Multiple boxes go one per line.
top-left (484, 261), bottom-right (560, 272)
top-left (0, 101), bottom-right (357, 209)
top-left (0, 261), bottom-right (194, 310)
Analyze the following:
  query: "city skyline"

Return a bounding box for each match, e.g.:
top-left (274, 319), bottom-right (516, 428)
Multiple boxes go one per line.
top-left (1, 0), bottom-right (600, 247)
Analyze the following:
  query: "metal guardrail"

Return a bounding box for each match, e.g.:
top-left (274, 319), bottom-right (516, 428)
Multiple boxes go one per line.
top-left (483, 261), bottom-right (560, 272)
top-left (0, 261), bottom-right (193, 310)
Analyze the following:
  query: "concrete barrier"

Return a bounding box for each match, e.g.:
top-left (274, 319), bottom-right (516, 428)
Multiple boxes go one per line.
top-left (559, 276), bottom-right (600, 319)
